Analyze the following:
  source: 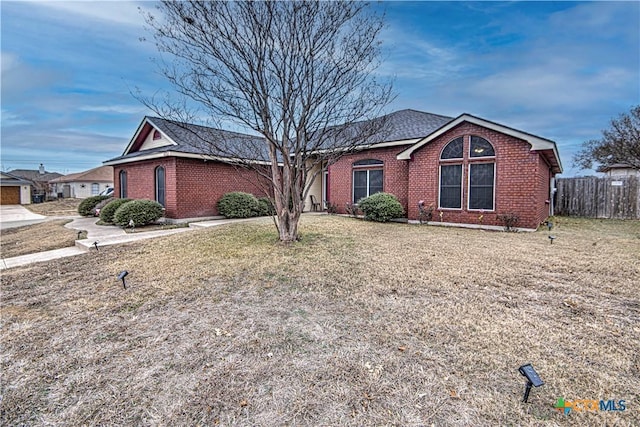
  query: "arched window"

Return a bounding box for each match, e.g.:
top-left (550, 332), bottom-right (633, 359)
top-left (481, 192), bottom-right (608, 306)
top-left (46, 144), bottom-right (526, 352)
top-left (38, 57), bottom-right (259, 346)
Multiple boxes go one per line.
top-left (470, 136), bottom-right (495, 157)
top-left (440, 137), bottom-right (463, 160)
top-left (438, 136), bottom-right (496, 211)
top-left (353, 159), bottom-right (383, 203)
top-left (439, 138), bottom-right (464, 209)
top-left (155, 166), bottom-right (165, 207)
top-left (119, 170), bottom-right (127, 198)
top-left (153, 130), bottom-right (162, 140)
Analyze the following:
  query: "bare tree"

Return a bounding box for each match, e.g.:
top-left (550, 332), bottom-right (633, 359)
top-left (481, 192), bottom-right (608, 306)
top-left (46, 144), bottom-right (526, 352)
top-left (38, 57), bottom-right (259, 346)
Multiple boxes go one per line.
top-left (139, 1), bottom-right (392, 242)
top-left (574, 105), bottom-right (640, 170)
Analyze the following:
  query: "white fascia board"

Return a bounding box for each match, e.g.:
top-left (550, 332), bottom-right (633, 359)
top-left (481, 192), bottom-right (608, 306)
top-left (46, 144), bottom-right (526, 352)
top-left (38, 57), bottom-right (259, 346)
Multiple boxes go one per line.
top-left (121, 117), bottom-right (178, 156)
top-left (307, 138), bottom-right (418, 156)
top-left (397, 114), bottom-right (560, 163)
top-left (103, 151), bottom-right (274, 167)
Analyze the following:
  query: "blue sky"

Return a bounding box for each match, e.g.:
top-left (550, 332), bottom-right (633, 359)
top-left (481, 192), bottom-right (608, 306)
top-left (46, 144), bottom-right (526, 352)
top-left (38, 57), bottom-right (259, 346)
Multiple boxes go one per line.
top-left (1, 1), bottom-right (638, 176)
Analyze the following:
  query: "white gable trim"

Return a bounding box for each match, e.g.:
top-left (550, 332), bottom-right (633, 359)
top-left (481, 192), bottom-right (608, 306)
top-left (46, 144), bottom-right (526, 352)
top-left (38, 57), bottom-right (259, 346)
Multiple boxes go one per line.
top-left (121, 117), bottom-right (178, 156)
top-left (396, 114), bottom-right (563, 172)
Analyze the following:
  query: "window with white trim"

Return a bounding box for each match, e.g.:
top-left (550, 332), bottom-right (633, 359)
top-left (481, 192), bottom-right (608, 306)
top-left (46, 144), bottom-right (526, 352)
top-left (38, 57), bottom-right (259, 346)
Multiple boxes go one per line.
top-left (353, 159), bottom-right (383, 203)
top-left (439, 135), bottom-right (496, 211)
top-left (91, 183), bottom-right (100, 195)
top-left (119, 170), bottom-right (127, 198)
top-left (155, 166), bottom-right (165, 207)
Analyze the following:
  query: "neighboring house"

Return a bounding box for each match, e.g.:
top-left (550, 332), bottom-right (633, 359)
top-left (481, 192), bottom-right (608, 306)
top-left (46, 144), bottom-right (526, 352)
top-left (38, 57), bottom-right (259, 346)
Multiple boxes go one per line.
top-left (50, 166), bottom-right (114, 199)
top-left (103, 117), bottom-right (270, 220)
top-left (7, 164), bottom-right (63, 201)
top-left (0, 172), bottom-right (33, 205)
top-left (105, 110), bottom-right (563, 230)
top-left (597, 163), bottom-right (640, 178)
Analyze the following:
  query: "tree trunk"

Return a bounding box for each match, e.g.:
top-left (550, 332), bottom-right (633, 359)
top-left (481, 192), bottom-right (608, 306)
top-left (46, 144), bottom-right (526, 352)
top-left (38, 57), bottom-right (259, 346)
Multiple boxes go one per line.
top-left (276, 207), bottom-right (301, 242)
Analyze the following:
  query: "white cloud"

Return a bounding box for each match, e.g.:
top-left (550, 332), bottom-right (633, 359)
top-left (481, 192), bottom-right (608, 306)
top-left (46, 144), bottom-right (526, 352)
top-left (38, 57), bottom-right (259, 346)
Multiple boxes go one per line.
top-left (29, 0), bottom-right (155, 27)
top-left (79, 105), bottom-right (148, 115)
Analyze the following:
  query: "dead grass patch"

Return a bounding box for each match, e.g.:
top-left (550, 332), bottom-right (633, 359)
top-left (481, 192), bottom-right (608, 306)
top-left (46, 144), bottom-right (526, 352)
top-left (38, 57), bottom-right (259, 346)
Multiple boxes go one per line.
top-left (1, 220), bottom-right (79, 258)
top-left (25, 199), bottom-right (81, 216)
top-left (1, 215), bottom-right (639, 425)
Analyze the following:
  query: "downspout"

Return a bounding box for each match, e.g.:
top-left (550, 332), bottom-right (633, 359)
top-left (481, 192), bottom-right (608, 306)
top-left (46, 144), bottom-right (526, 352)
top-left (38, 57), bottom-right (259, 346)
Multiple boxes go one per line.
top-left (549, 173), bottom-right (556, 217)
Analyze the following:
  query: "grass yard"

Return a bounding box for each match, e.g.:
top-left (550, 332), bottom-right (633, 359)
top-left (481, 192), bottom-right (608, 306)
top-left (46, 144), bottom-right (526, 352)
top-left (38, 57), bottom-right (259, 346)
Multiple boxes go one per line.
top-left (1, 220), bottom-right (79, 258)
top-left (25, 198), bottom-right (81, 216)
top-left (1, 215), bottom-right (639, 425)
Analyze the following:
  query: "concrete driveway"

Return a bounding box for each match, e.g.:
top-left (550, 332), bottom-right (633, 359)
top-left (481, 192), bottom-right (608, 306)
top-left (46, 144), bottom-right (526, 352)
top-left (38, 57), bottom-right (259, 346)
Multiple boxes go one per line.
top-left (0, 205), bottom-right (47, 230)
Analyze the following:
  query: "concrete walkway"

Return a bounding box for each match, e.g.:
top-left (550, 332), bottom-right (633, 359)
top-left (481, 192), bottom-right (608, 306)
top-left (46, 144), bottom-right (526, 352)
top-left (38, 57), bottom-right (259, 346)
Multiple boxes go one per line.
top-left (0, 215), bottom-right (277, 270)
top-left (0, 205), bottom-right (47, 230)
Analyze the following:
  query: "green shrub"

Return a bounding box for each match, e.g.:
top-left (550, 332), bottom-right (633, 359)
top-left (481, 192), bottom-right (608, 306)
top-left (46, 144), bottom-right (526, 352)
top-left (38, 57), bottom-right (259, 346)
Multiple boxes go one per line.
top-left (113, 199), bottom-right (164, 227)
top-left (91, 197), bottom-right (114, 216)
top-left (256, 197), bottom-right (276, 216)
top-left (78, 195), bottom-right (111, 216)
top-left (217, 192), bottom-right (259, 218)
top-left (357, 192), bottom-right (405, 222)
top-left (99, 198), bottom-right (132, 224)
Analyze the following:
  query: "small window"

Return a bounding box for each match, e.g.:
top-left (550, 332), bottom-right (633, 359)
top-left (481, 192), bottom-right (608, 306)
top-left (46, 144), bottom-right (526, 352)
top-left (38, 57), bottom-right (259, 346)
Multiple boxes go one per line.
top-left (153, 130), bottom-right (161, 140)
top-left (155, 166), bottom-right (165, 207)
top-left (439, 164), bottom-right (462, 209)
top-left (353, 159), bottom-right (384, 167)
top-left (91, 183), bottom-right (100, 195)
top-left (441, 137), bottom-right (464, 160)
top-left (119, 170), bottom-right (127, 198)
top-left (470, 136), bottom-right (495, 157)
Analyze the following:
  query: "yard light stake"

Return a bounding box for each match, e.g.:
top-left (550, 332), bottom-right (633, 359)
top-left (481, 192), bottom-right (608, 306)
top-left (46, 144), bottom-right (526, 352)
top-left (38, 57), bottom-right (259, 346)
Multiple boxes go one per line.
top-left (548, 235), bottom-right (556, 244)
top-left (117, 271), bottom-right (129, 289)
top-left (77, 231), bottom-right (82, 240)
top-left (93, 241), bottom-right (99, 251)
top-left (547, 221), bottom-right (553, 231)
top-left (518, 364), bottom-right (544, 403)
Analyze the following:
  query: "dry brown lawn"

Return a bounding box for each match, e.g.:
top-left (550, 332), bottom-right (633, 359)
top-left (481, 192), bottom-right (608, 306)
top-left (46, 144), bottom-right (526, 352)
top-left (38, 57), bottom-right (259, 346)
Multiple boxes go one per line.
top-left (1, 215), bottom-right (638, 426)
top-left (1, 220), bottom-right (79, 258)
top-left (25, 198), bottom-right (81, 216)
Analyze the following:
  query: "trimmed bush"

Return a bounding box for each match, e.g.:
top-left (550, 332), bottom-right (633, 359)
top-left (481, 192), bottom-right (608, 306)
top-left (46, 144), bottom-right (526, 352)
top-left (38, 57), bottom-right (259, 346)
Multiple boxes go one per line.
top-left (91, 197), bottom-right (114, 216)
top-left (357, 192), bottom-right (405, 222)
top-left (78, 195), bottom-right (111, 216)
top-left (217, 192), bottom-right (259, 218)
top-left (99, 198), bottom-right (132, 224)
top-left (113, 199), bottom-right (164, 227)
top-left (256, 197), bottom-right (276, 216)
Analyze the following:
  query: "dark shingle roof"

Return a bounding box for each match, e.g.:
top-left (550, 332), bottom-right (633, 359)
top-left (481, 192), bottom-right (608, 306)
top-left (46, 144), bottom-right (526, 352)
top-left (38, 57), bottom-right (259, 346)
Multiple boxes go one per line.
top-left (372, 109), bottom-right (453, 142)
top-left (105, 117), bottom-right (269, 163)
top-left (8, 169), bottom-right (63, 182)
top-left (106, 110), bottom-right (453, 163)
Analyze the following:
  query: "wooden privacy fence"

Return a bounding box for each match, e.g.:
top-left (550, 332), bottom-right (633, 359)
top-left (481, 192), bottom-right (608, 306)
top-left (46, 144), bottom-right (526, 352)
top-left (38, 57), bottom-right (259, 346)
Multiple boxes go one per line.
top-left (555, 176), bottom-right (639, 219)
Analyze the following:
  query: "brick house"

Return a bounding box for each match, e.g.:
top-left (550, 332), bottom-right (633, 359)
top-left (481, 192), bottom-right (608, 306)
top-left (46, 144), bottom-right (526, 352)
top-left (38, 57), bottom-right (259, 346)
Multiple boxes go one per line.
top-left (105, 110), bottom-right (562, 230)
top-left (319, 110), bottom-right (562, 230)
top-left (103, 117), bottom-right (271, 220)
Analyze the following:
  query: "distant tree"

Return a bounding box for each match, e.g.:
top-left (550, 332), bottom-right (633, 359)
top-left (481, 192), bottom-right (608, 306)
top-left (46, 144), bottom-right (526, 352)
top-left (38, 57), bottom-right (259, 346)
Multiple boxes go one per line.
top-left (140, 1), bottom-right (392, 242)
top-left (574, 105), bottom-right (640, 170)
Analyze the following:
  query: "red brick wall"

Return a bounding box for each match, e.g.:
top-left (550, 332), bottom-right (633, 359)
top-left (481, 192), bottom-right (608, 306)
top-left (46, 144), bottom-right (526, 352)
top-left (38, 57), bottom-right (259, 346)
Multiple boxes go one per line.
top-left (114, 157), bottom-right (268, 219)
top-left (113, 158), bottom-right (177, 216)
top-left (174, 158), bottom-right (267, 218)
top-left (327, 146), bottom-right (411, 214)
top-left (406, 122), bottom-right (549, 229)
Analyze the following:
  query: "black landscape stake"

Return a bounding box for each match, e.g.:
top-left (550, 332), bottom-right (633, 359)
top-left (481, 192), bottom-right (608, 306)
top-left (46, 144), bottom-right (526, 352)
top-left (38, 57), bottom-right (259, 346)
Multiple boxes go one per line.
top-left (117, 271), bottom-right (129, 289)
top-left (518, 364), bottom-right (544, 403)
top-left (93, 241), bottom-right (99, 251)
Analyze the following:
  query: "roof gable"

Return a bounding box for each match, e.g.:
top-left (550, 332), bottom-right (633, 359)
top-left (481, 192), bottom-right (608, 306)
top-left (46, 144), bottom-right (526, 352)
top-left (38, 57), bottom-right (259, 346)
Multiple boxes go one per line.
top-left (396, 114), bottom-right (563, 173)
top-left (50, 166), bottom-right (114, 183)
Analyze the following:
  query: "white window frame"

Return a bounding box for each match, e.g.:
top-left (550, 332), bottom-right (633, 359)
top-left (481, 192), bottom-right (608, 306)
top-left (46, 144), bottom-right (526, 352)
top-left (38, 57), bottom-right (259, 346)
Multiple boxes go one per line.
top-left (91, 183), bottom-right (100, 195)
top-left (467, 162), bottom-right (496, 211)
top-left (438, 163), bottom-right (463, 210)
top-left (352, 168), bottom-right (383, 203)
